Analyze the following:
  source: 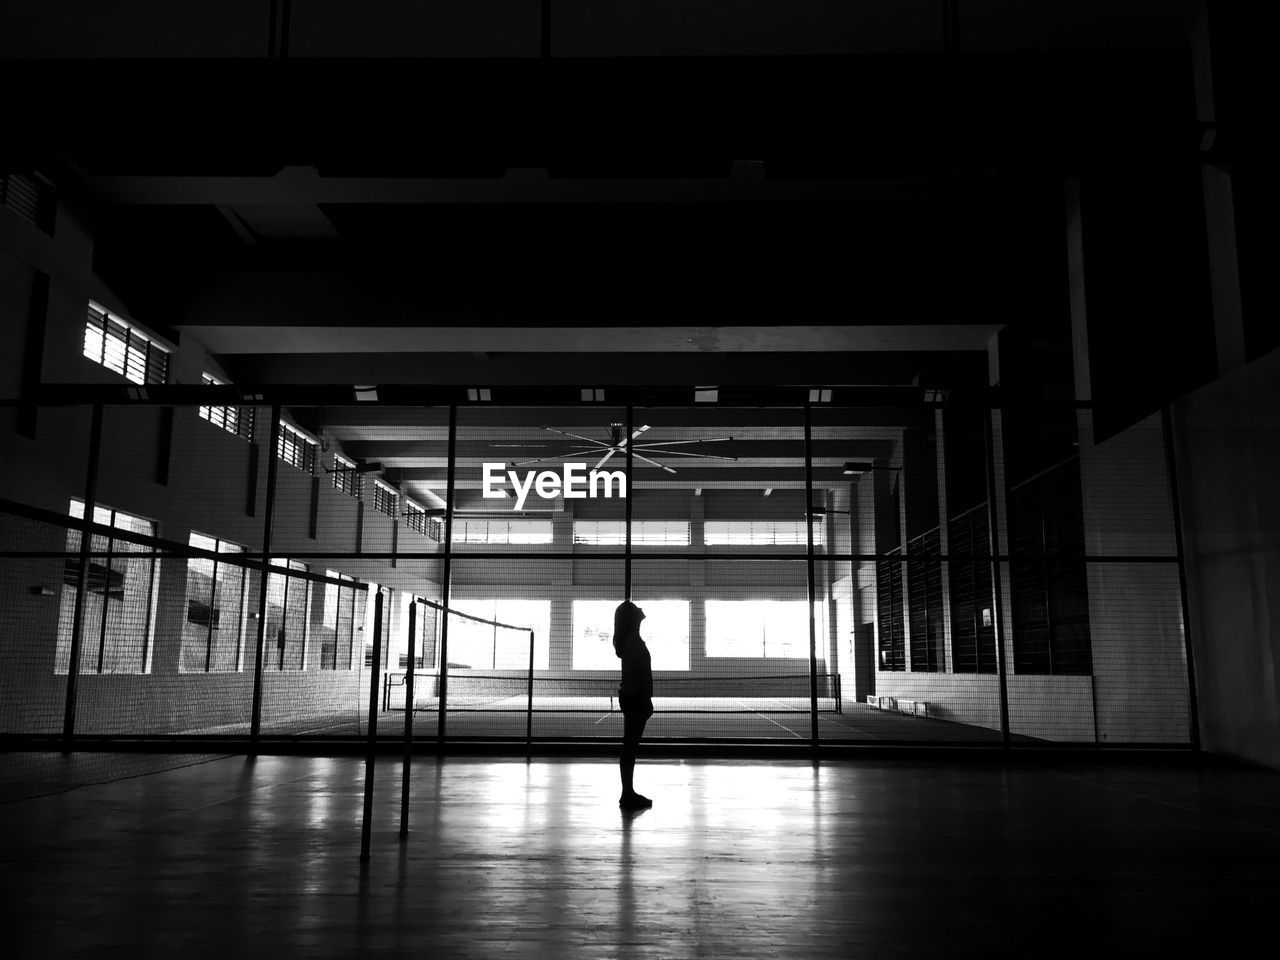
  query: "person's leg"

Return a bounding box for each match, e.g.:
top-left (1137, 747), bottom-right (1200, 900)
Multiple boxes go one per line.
top-left (620, 704), bottom-right (652, 808)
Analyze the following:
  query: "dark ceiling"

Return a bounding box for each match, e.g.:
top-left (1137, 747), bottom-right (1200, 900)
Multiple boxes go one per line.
top-left (2, 0), bottom-right (1234, 419)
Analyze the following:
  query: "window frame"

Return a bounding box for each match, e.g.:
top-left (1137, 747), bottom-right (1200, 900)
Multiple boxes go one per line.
top-left (83, 301), bottom-right (170, 385)
top-left (181, 532), bottom-right (250, 673)
top-left (57, 499), bottom-right (160, 675)
top-left (372, 478), bottom-right (398, 518)
top-left (332, 453), bottom-right (362, 499)
top-left (276, 420), bottom-right (317, 475)
top-left (197, 373), bottom-right (255, 442)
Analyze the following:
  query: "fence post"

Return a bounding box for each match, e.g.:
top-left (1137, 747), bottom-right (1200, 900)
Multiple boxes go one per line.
top-left (401, 598), bottom-right (417, 838)
top-left (525, 629), bottom-right (535, 760)
top-left (437, 404), bottom-right (457, 745)
top-left (983, 404), bottom-right (1012, 748)
top-left (1162, 405), bottom-right (1201, 751)
top-left (62, 402), bottom-right (104, 750)
top-left (249, 405), bottom-right (282, 752)
top-left (625, 403), bottom-right (633, 601)
top-left (804, 401), bottom-right (820, 748)
top-left (360, 589), bottom-right (385, 861)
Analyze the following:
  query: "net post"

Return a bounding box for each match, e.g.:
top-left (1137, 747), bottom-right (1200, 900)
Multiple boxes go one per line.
top-left (804, 400), bottom-right (820, 748)
top-left (437, 403), bottom-right (457, 748)
top-left (250, 405), bottom-right (282, 753)
top-left (525, 629), bottom-right (535, 760)
top-left (625, 403), bottom-right (633, 600)
top-left (360, 589), bottom-right (385, 862)
top-left (1160, 404), bottom-right (1201, 751)
top-left (983, 401), bottom-right (1012, 748)
top-left (400, 597), bottom-right (417, 838)
top-left (62, 401), bottom-right (103, 751)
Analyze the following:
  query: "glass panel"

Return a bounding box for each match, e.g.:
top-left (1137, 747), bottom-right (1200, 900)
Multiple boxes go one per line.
top-left (180, 535), bottom-right (217, 673)
top-left (210, 541), bottom-right (246, 672)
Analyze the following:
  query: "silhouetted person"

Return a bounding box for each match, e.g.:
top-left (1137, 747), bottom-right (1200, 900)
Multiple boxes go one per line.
top-left (614, 600), bottom-right (654, 810)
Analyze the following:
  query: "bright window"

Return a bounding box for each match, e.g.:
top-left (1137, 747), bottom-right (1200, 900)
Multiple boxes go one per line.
top-left (443, 599), bottom-right (551, 671)
top-left (263, 558), bottom-right (312, 670)
top-left (571, 599), bottom-right (689, 671)
top-left (197, 373), bottom-right (254, 441)
top-left (453, 518), bottom-right (553, 545)
top-left (372, 479), bottom-right (398, 517)
top-left (318, 571), bottom-right (360, 671)
top-left (332, 454), bottom-right (362, 498)
top-left (573, 520), bottom-right (690, 546)
top-left (703, 520), bottom-right (825, 546)
top-left (56, 500), bottom-right (159, 674)
top-left (277, 421), bottom-right (317, 474)
top-left (705, 600), bottom-right (827, 659)
top-left (180, 532), bottom-right (248, 673)
top-left (83, 301), bottom-right (170, 385)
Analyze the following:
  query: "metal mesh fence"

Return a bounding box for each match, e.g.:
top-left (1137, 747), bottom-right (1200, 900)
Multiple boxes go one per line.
top-left (0, 398), bottom-right (1194, 750)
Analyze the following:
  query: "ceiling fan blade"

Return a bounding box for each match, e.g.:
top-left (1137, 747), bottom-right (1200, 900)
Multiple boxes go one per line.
top-left (631, 436), bottom-right (734, 446)
top-left (615, 424), bottom-right (650, 451)
top-left (631, 452), bottom-right (678, 474)
top-left (487, 443), bottom-right (549, 448)
top-left (509, 448), bottom-right (599, 466)
top-left (593, 448), bottom-right (618, 470)
top-left (540, 426), bottom-right (610, 447)
top-left (639, 448), bottom-right (739, 462)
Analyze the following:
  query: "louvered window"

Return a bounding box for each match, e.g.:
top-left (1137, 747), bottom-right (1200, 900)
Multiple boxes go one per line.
top-left (198, 373), bottom-right (255, 441)
top-left (1, 172), bottom-right (54, 232)
top-left (276, 421), bottom-right (317, 474)
top-left (332, 455), bottom-right (362, 498)
top-left (404, 499), bottom-right (439, 537)
top-left (372, 479), bottom-right (397, 518)
top-left (83, 302), bottom-right (170, 385)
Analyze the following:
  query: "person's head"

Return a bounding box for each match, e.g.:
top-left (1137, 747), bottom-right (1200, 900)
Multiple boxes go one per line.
top-left (612, 600), bottom-right (646, 656)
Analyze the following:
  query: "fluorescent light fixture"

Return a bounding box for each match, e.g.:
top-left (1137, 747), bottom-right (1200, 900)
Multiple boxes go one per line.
top-left (695, 386), bottom-right (718, 403)
top-left (354, 385), bottom-right (379, 402)
top-left (763, 488), bottom-right (773, 497)
top-left (923, 388), bottom-right (949, 403)
top-left (467, 388), bottom-right (492, 402)
top-left (581, 388), bottom-right (605, 402)
top-left (809, 388), bottom-right (833, 403)
top-left (842, 461), bottom-right (873, 475)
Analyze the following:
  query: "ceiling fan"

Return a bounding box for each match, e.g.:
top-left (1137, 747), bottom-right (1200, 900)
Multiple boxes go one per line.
top-left (494, 422), bottom-right (738, 475)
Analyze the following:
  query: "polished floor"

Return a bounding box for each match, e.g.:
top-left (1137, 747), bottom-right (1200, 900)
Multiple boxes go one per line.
top-left (194, 699), bottom-right (1009, 743)
top-left (4, 753), bottom-right (1279, 958)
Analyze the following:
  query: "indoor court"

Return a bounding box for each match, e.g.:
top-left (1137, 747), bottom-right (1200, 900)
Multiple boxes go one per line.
top-left (3, 2), bottom-right (1276, 957)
